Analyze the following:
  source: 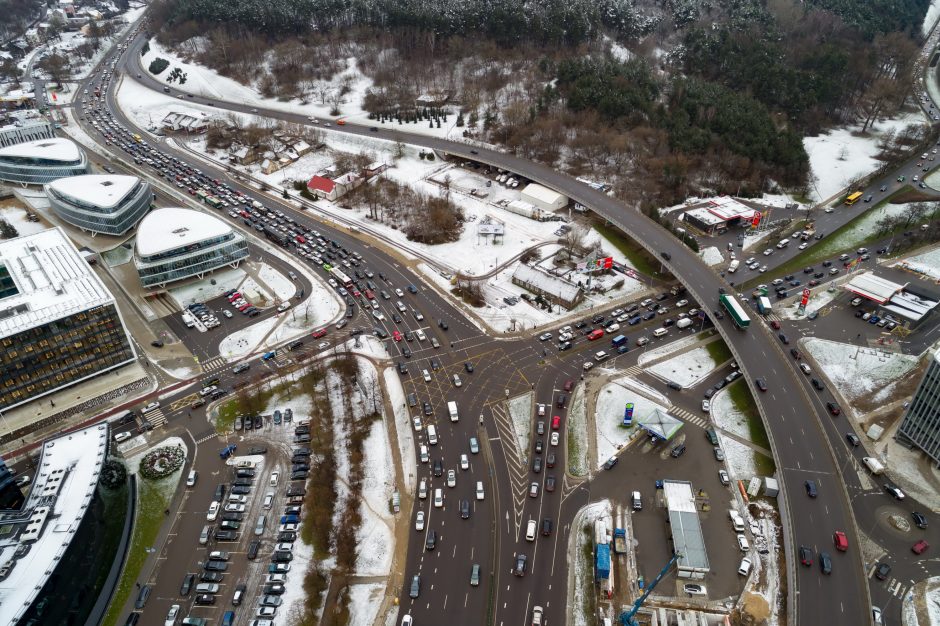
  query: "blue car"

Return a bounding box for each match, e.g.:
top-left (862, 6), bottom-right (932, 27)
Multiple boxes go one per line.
top-left (220, 444), bottom-right (237, 459)
top-left (868, 315), bottom-right (880, 324)
top-left (261, 351), bottom-right (276, 361)
top-left (628, 316), bottom-right (642, 325)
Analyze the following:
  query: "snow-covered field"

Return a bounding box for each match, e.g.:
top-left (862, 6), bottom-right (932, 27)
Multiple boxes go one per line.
top-left (383, 367), bottom-right (416, 492)
top-left (637, 334), bottom-right (704, 366)
top-left (647, 346), bottom-right (720, 389)
top-left (802, 338), bottom-right (920, 405)
top-left (566, 383), bottom-right (589, 476)
top-left (594, 377), bottom-right (669, 468)
top-left (803, 113), bottom-right (927, 202)
top-left (895, 246), bottom-right (940, 281)
top-left (357, 418), bottom-right (395, 576)
top-left (777, 286), bottom-right (841, 320)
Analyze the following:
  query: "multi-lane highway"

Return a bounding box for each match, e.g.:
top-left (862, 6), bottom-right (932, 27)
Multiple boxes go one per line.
top-left (47, 15), bottom-right (940, 626)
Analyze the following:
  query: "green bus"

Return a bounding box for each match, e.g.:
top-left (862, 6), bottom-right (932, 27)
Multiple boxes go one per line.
top-left (719, 294), bottom-right (750, 329)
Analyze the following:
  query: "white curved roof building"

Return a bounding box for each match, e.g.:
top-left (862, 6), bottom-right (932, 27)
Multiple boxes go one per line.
top-left (135, 208), bottom-right (248, 288)
top-left (0, 137), bottom-right (88, 184)
top-left (45, 174), bottom-right (153, 236)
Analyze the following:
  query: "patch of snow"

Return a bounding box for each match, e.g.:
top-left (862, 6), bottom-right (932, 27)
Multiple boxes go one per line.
top-left (700, 246), bottom-right (724, 266)
top-left (570, 500), bottom-right (613, 626)
top-left (507, 393), bottom-right (533, 464)
top-left (647, 346), bottom-right (720, 388)
top-left (348, 583), bottom-right (386, 626)
top-left (722, 436), bottom-right (759, 481)
top-left (257, 263), bottom-right (297, 301)
top-left (802, 338), bottom-right (920, 404)
top-left (594, 377), bottom-right (669, 467)
top-left (924, 1), bottom-right (940, 36)
top-left (895, 246), bottom-right (940, 281)
top-left (0, 205), bottom-right (47, 238)
top-left (803, 113), bottom-right (927, 202)
top-left (217, 316), bottom-right (280, 360)
top-left (709, 386), bottom-right (751, 442)
top-left (357, 418), bottom-right (394, 576)
top-left (383, 367), bottom-right (416, 492)
top-left (637, 333), bottom-right (705, 366)
top-left (566, 383), bottom-right (589, 476)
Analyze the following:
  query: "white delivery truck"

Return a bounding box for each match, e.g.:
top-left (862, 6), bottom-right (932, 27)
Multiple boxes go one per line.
top-left (447, 401), bottom-right (459, 423)
top-left (676, 318), bottom-right (693, 329)
top-left (776, 238), bottom-right (790, 249)
top-left (728, 260), bottom-right (740, 273)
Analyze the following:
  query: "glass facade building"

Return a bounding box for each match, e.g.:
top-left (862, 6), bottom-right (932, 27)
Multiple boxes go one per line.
top-left (135, 208), bottom-right (248, 288)
top-left (0, 228), bottom-right (136, 411)
top-left (0, 303), bottom-right (135, 411)
top-left (45, 176), bottom-right (153, 236)
top-left (0, 138), bottom-right (88, 185)
top-left (898, 350), bottom-right (940, 465)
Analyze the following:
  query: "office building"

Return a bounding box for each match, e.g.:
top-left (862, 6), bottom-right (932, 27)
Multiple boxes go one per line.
top-left (0, 228), bottom-right (136, 411)
top-left (0, 137), bottom-right (88, 184)
top-left (0, 118), bottom-right (55, 149)
top-left (898, 350), bottom-right (940, 464)
top-left (135, 207), bottom-right (249, 288)
top-left (45, 174), bottom-right (153, 236)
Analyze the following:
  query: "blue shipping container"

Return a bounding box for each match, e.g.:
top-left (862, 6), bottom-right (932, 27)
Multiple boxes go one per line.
top-left (595, 543), bottom-right (611, 579)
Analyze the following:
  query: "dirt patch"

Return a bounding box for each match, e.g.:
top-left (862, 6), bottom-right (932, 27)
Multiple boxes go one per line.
top-left (736, 592), bottom-right (771, 624)
top-left (890, 189), bottom-right (938, 204)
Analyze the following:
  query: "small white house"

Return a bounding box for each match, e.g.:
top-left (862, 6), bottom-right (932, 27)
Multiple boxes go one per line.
top-left (520, 183), bottom-right (568, 212)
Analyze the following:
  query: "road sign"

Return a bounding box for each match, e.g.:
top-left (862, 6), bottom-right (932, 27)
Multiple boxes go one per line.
top-left (623, 403), bottom-right (634, 426)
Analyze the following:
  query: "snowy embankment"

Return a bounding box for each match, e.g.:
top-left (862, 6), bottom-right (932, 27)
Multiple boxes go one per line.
top-left (802, 338), bottom-right (920, 405)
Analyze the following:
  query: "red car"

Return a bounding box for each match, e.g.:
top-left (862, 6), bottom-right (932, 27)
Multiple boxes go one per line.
top-left (551, 416), bottom-right (561, 430)
top-left (311, 329), bottom-right (327, 339)
top-left (833, 531), bottom-right (848, 552)
top-left (393, 331), bottom-right (402, 342)
top-left (770, 320), bottom-right (781, 330)
top-left (587, 329), bottom-right (604, 341)
top-left (913, 540), bottom-right (930, 555)
top-left (563, 380), bottom-right (574, 392)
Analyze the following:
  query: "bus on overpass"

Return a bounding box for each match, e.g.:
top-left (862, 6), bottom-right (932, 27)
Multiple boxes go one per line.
top-left (719, 294), bottom-right (750, 329)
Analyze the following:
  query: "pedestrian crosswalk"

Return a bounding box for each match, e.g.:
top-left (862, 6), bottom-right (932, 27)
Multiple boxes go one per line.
top-left (620, 364), bottom-right (642, 377)
top-left (867, 565), bottom-right (910, 599)
top-left (200, 356), bottom-right (227, 373)
top-left (143, 407), bottom-right (166, 429)
top-left (668, 406), bottom-right (708, 429)
top-left (763, 313), bottom-right (782, 323)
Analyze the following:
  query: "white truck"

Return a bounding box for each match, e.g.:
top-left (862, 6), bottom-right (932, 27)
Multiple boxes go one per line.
top-left (447, 401), bottom-right (459, 423)
top-left (862, 457), bottom-right (885, 475)
top-left (728, 260), bottom-right (740, 273)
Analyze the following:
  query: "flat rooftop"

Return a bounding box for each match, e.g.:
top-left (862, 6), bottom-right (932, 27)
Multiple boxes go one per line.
top-left (136, 207), bottom-right (233, 257)
top-left (0, 227), bottom-right (115, 338)
top-left (662, 479), bottom-right (709, 573)
top-left (0, 423), bottom-right (109, 625)
top-left (46, 174), bottom-right (140, 209)
top-left (0, 137), bottom-right (81, 163)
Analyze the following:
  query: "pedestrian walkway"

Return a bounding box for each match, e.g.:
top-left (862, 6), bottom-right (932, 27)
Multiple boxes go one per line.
top-left (867, 563), bottom-right (910, 600)
top-left (200, 356), bottom-right (228, 372)
top-left (668, 406), bottom-right (708, 429)
top-left (143, 407), bottom-right (166, 429)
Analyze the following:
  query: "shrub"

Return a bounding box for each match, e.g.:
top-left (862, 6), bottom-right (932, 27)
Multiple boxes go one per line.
top-left (148, 57), bottom-right (169, 75)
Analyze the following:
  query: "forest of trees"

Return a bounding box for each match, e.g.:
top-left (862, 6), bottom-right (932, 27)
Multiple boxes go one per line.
top-left (149, 0), bottom-right (935, 204)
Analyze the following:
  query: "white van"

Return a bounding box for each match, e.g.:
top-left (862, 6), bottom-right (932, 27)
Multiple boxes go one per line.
top-left (776, 238), bottom-right (790, 249)
top-left (434, 488), bottom-right (444, 508)
top-left (447, 401), bottom-right (459, 422)
top-left (632, 491), bottom-right (642, 511)
top-left (653, 328), bottom-right (668, 338)
top-left (476, 481), bottom-right (485, 500)
top-left (594, 351), bottom-right (608, 362)
top-left (728, 260), bottom-right (740, 273)
top-left (427, 425), bottom-right (438, 446)
top-left (418, 479), bottom-right (428, 499)
top-left (525, 519), bottom-right (537, 541)
top-left (419, 445), bottom-right (429, 463)
top-left (186, 470), bottom-right (198, 487)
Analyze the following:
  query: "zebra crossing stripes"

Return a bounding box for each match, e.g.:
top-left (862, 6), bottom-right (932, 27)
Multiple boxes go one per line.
top-left (867, 565), bottom-right (909, 599)
top-left (200, 357), bottom-right (227, 372)
top-left (143, 408), bottom-right (167, 429)
top-left (668, 406), bottom-right (708, 429)
top-left (620, 364), bottom-right (642, 377)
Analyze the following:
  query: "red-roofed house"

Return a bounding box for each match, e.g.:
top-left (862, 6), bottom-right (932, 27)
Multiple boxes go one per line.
top-left (306, 173), bottom-right (362, 201)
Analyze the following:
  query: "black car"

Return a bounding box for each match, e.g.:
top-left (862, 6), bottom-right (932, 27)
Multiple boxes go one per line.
top-left (180, 573), bottom-right (195, 595)
top-left (790, 348), bottom-right (801, 359)
top-left (827, 402), bottom-right (841, 416)
top-left (248, 539), bottom-right (261, 559)
top-left (546, 453), bottom-right (556, 468)
top-left (278, 531), bottom-right (297, 542)
top-left (534, 439), bottom-right (544, 454)
top-left (194, 594), bottom-right (216, 606)
top-left (134, 585), bottom-right (151, 610)
top-left (423, 402), bottom-right (432, 416)
top-left (912, 511), bottom-right (928, 529)
top-left (514, 553), bottom-right (527, 576)
top-left (542, 518), bottom-right (553, 536)
top-left (293, 448), bottom-right (311, 456)
top-left (215, 529), bottom-right (239, 541)
top-left (459, 499), bottom-right (470, 519)
top-left (532, 457), bottom-right (542, 473)
top-left (799, 545), bottom-right (813, 566)
top-left (811, 378), bottom-right (825, 391)
top-left (845, 433), bottom-right (860, 447)
top-left (778, 333), bottom-right (789, 344)
top-left (433, 459), bottom-right (443, 477)
top-left (221, 511), bottom-right (244, 521)
top-left (874, 562), bottom-right (891, 580)
top-left (670, 444), bottom-right (686, 458)
top-left (425, 529), bottom-right (438, 551)
top-left (755, 377), bottom-right (768, 392)
top-left (819, 551), bottom-right (832, 575)
top-left (200, 571), bottom-right (224, 582)
top-left (465, 362), bottom-right (474, 373)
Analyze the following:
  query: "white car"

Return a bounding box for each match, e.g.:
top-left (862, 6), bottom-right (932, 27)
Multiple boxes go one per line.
top-left (266, 573), bottom-right (287, 584)
top-left (142, 402), bottom-right (160, 413)
top-left (447, 470), bottom-right (457, 488)
top-left (224, 503), bottom-right (245, 512)
top-left (228, 494), bottom-right (248, 504)
top-left (415, 511), bottom-right (425, 531)
top-left (199, 386), bottom-right (217, 397)
top-left (798, 242), bottom-right (808, 250)
top-left (763, 248), bottom-right (774, 256)
top-left (537, 403), bottom-right (546, 417)
top-left (538, 332), bottom-right (552, 341)
top-left (207, 501), bottom-right (220, 521)
top-left (222, 309), bottom-right (233, 318)
top-left (460, 454), bottom-right (469, 471)
top-left (701, 400), bottom-right (710, 412)
top-left (395, 288), bottom-right (404, 297)
top-left (412, 416), bottom-right (423, 431)
top-left (269, 471), bottom-right (279, 487)
top-left (737, 534), bottom-right (750, 551)
top-left (550, 432), bottom-right (560, 446)
top-left (418, 479), bottom-right (428, 500)
top-left (675, 299), bottom-right (688, 307)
